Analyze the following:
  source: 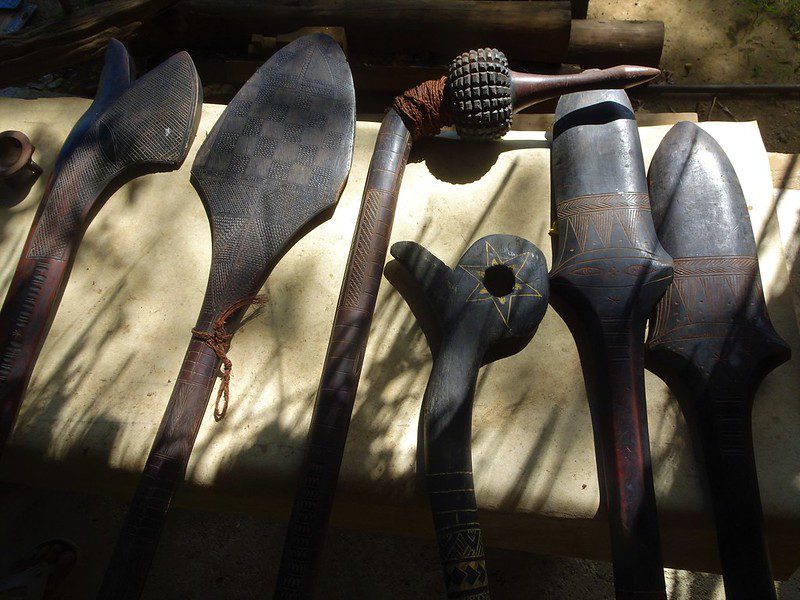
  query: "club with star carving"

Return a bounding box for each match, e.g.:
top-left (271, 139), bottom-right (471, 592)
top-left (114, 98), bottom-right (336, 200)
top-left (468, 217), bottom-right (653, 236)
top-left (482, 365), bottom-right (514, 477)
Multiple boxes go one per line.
top-left (389, 234), bottom-right (549, 600)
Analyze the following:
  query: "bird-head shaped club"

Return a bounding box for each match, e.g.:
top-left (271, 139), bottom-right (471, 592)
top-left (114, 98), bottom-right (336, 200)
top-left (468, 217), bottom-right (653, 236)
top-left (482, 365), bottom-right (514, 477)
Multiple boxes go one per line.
top-left (0, 39), bottom-right (202, 455)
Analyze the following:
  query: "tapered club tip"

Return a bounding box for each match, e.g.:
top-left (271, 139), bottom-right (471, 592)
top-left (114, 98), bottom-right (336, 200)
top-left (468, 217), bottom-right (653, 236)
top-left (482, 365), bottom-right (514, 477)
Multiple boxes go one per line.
top-left (609, 65), bottom-right (661, 88)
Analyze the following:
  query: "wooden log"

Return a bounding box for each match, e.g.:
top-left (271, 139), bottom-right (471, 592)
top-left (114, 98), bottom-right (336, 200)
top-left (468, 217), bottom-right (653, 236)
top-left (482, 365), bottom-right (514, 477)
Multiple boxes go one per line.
top-left (566, 19), bottom-right (665, 67)
top-left (139, 8), bottom-right (662, 70)
top-left (147, 0), bottom-right (573, 64)
top-left (0, 0), bottom-right (179, 87)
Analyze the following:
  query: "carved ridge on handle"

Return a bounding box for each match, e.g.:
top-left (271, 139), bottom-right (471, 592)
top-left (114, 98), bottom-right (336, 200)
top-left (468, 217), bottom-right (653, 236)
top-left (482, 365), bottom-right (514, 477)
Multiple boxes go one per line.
top-left (0, 261), bottom-right (50, 385)
top-left (342, 188), bottom-right (392, 311)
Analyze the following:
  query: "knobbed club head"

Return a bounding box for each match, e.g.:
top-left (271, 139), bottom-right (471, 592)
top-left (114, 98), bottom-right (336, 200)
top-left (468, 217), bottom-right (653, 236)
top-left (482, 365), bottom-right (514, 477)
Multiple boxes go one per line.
top-left (393, 47), bottom-right (660, 141)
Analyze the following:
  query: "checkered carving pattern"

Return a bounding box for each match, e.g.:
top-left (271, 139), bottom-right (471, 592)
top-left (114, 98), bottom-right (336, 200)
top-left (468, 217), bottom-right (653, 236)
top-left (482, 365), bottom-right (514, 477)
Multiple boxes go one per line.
top-left (191, 34), bottom-right (355, 329)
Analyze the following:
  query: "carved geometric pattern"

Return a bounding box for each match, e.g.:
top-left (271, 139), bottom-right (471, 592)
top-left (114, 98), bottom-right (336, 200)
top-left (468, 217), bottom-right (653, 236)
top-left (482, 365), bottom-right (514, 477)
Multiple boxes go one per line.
top-left (556, 191), bottom-right (650, 218)
top-left (343, 188), bottom-right (384, 310)
top-left (672, 256), bottom-right (758, 277)
top-left (0, 261), bottom-right (49, 385)
top-left (191, 35), bottom-right (354, 326)
top-left (440, 528), bottom-right (485, 561)
top-left (28, 54), bottom-right (197, 260)
top-left (650, 254), bottom-right (762, 342)
top-left (549, 189), bottom-right (676, 315)
top-left (551, 192), bottom-right (657, 271)
top-left (459, 240), bottom-right (543, 326)
top-left (444, 559), bottom-right (488, 594)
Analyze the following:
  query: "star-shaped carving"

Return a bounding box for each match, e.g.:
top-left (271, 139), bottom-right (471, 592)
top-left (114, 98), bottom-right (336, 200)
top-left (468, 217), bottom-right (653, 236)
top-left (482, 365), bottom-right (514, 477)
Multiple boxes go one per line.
top-left (459, 241), bottom-right (542, 326)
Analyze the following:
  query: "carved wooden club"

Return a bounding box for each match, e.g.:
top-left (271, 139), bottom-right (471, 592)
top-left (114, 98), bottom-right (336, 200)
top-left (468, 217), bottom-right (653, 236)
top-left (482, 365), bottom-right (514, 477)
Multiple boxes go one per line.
top-left (391, 234), bottom-right (550, 599)
top-left (98, 34), bottom-right (355, 599)
top-left (646, 122), bottom-right (790, 600)
top-left (0, 39), bottom-right (202, 457)
top-left (549, 89), bottom-right (673, 599)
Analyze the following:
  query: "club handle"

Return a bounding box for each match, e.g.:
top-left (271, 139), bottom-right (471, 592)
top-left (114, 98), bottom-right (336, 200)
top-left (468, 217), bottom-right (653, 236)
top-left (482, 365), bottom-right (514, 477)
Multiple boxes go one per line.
top-left (273, 109), bottom-right (412, 598)
top-left (589, 322), bottom-right (666, 600)
top-left (98, 339), bottom-right (218, 600)
top-left (693, 390), bottom-right (776, 600)
top-left (424, 338), bottom-right (489, 600)
top-left (0, 252), bottom-right (71, 452)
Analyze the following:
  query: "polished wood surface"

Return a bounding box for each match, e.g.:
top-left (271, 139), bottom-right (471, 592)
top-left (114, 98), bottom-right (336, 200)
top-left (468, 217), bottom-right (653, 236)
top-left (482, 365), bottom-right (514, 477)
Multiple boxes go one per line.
top-left (549, 89), bottom-right (672, 599)
top-left (646, 122), bottom-right (790, 600)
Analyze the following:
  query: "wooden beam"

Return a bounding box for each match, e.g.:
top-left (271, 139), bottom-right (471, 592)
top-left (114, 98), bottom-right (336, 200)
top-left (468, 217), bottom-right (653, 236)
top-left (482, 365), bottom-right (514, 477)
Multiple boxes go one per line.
top-left (566, 19), bottom-right (665, 67)
top-left (0, 0), bottom-right (180, 87)
top-left (147, 0), bottom-right (573, 64)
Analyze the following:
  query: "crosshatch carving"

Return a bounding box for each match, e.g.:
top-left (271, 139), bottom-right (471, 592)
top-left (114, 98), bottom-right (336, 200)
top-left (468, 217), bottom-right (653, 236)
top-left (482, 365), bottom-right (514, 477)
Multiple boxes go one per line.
top-left (99, 34), bottom-right (355, 598)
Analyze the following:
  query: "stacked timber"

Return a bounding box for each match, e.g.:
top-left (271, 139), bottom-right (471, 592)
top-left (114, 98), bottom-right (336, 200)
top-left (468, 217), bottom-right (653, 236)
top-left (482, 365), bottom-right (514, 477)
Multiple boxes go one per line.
top-left (0, 0), bottom-right (665, 91)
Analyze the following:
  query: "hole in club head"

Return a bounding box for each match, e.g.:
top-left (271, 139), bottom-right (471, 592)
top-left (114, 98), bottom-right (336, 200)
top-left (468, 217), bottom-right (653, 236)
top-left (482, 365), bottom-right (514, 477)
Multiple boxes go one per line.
top-left (483, 264), bottom-right (516, 297)
top-left (0, 136), bottom-right (22, 168)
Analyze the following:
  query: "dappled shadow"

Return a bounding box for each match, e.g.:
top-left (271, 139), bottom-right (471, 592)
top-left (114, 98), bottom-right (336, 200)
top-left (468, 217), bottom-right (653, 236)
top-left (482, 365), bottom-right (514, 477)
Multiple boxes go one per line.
top-left (415, 136), bottom-right (550, 184)
top-left (1, 98), bottom-right (798, 600)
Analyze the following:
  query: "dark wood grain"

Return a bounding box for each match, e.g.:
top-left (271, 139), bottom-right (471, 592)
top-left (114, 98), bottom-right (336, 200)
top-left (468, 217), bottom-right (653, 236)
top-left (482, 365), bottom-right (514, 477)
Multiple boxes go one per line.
top-left (391, 235), bottom-right (550, 600)
top-left (0, 39), bottom-right (201, 456)
top-left (566, 19), bottom-right (665, 68)
top-left (548, 89), bottom-right (672, 599)
top-left (98, 33), bottom-right (355, 600)
top-left (646, 122), bottom-right (790, 600)
top-left (273, 108), bottom-right (411, 599)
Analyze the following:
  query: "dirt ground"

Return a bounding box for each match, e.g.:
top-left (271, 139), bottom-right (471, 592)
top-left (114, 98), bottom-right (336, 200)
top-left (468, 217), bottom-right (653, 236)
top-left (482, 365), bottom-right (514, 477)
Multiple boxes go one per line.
top-left (594, 0), bottom-right (800, 152)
